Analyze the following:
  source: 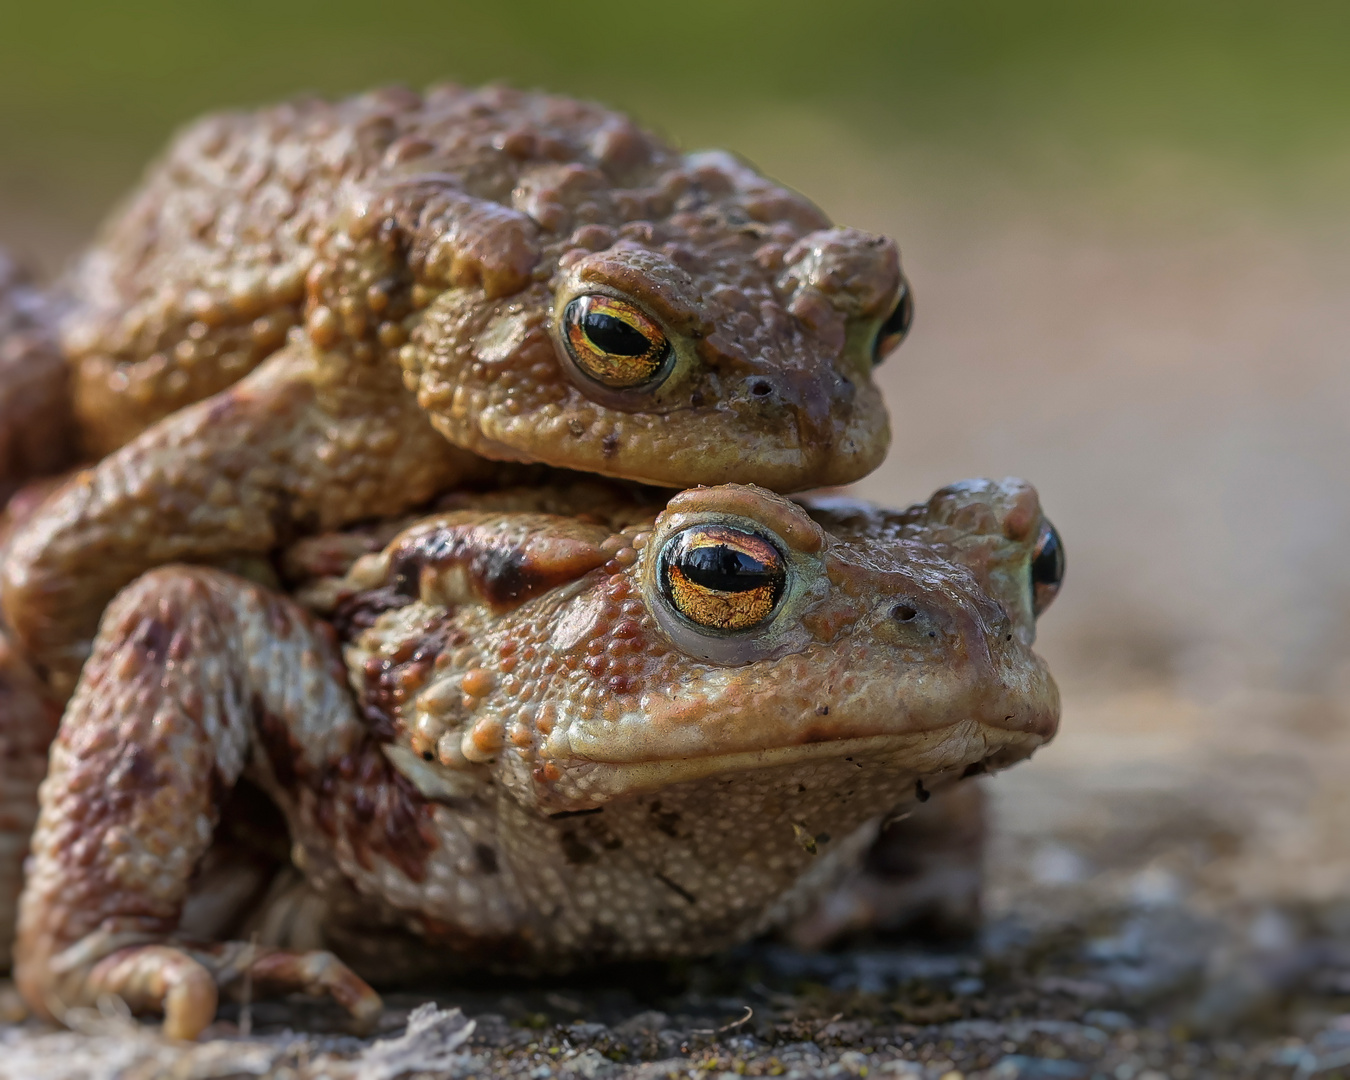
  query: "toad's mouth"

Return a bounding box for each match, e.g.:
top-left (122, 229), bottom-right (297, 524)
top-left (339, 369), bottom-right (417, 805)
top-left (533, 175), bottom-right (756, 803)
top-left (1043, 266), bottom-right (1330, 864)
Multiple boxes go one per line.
top-left (538, 720), bottom-right (1051, 810)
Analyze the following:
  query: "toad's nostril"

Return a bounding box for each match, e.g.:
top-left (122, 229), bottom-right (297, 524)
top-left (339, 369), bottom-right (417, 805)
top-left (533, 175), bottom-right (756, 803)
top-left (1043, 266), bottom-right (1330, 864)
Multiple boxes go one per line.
top-left (892, 604), bottom-right (918, 622)
top-left (749, 379), bottom-right (773, 397)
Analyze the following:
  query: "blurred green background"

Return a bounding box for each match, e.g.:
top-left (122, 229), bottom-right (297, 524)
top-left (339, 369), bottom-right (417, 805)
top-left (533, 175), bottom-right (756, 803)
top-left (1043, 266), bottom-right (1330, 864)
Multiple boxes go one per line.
top-left (3, 0), bottom-right (1349, 243)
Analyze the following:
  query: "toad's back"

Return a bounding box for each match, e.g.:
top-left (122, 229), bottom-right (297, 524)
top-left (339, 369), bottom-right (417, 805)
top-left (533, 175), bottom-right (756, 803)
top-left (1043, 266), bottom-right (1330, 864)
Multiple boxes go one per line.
top-left (67, 83), bottom-right (895, 467)
top-left (71, 88), bottom-right (669, 442)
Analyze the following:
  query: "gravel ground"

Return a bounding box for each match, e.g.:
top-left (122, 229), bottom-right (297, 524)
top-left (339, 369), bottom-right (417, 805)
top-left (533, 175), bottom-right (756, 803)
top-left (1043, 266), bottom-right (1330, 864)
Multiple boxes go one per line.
top-left (2, 900), bottom-right (1346, 1079)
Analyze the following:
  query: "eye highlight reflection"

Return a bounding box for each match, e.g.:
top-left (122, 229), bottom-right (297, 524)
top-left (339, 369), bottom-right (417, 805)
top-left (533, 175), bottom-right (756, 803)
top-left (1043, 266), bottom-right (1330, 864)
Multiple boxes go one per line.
top-left (562, 294), bottom-right (671, 388)
top-left (658, 525), bottom-right (786, 632)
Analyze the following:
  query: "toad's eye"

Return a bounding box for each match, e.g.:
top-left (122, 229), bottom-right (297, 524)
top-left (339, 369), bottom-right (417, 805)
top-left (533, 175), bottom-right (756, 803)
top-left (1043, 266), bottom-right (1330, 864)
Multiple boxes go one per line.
top-left (873, 279), bottom-right (913, 365)
top-left (1030, 519), bottom-right (1065, 617)
top-left (562, 295), bottom-right (671, 389)
top-left (658, 525), bottom-right (786, 632)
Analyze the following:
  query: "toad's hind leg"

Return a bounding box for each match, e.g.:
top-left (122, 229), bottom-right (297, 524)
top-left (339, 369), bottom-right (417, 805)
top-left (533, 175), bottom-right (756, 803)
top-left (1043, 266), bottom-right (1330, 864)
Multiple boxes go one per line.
top-left (14, 566), bottom-right (381, 1039)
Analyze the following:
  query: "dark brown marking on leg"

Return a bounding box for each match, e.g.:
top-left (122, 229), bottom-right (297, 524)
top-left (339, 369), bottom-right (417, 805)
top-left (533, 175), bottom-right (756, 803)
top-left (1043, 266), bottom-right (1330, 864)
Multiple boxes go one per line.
top-left (105, 742), bottom-right (157, 791)
top-left (130, 616), bottom-right (172, 662)
top-left (338, 739), bottom-right (439, 882)
top-left (477, 544), bottom-right (530, 606)
top-left (254, 701), bottom-right (302, 789)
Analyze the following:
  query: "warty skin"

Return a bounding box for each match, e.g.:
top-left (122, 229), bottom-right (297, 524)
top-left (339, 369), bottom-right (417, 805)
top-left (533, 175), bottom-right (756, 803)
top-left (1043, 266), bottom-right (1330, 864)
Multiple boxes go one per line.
top-left (11, 478), bottom-right (1060, 1040)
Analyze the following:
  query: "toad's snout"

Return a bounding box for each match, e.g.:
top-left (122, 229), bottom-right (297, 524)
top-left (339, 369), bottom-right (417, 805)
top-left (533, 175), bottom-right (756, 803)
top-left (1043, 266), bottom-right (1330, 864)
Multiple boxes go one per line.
top-left (983, 658), bottom-right (1060, 744)
top-left (870, 590), bottom-right (1059, 746)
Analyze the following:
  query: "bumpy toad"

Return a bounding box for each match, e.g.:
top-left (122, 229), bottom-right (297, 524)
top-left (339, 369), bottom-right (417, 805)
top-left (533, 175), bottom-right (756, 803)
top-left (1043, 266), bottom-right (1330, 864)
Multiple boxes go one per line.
top-left (12, 478), bottom-right (1061, 1039)
top-left (0, 83), bottom-right (910, 691)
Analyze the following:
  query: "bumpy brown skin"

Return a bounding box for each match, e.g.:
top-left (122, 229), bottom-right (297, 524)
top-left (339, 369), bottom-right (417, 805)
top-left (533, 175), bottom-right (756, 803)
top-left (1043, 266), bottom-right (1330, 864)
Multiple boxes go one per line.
top-left (2, 84), bottom-right (905, 691)
top-left (14, 479), bottom-right (1057, 1039)
top-left (790, 774), bottom-right (989, 948)
top-left (0, 254), bottom-right (74, 502)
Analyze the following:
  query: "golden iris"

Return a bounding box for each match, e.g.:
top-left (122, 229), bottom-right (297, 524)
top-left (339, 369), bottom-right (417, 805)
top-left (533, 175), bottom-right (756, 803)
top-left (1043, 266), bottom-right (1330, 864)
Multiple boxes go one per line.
top-left (659, 525), bottom-right (786, 632)
top-left (562, 295), bottom-right (671, 388)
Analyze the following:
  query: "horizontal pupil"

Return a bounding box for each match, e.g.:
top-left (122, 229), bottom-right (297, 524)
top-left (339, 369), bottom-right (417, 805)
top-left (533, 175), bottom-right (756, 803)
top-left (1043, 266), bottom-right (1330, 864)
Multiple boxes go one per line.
top-left (680, 545), bottom-right (778, 594)
top-left (583, 312), bottom-right (653, 357)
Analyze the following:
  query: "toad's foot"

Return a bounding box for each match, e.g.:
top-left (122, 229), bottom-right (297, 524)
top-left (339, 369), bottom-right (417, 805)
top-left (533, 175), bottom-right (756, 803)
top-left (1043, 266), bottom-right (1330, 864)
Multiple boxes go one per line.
top-left (44, 939), bottom-right (380, 1040)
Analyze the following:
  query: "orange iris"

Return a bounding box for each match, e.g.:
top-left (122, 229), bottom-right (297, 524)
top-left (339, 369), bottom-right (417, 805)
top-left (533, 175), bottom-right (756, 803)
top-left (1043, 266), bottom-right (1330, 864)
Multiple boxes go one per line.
top-left (563, 295), bottom-right (670, 388)
top-left (659, 525), bottom-right (786, 632)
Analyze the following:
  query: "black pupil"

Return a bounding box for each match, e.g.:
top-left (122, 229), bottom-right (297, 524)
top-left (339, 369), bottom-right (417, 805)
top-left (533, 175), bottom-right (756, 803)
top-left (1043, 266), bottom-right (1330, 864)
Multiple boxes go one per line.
top-left (883, 287), bottom-right (913, 337)
top-left (1031, 523), bottom-right (1065, 592)
top-left (583, 312), bottom-right (651, 357)
top-left (680, 544), bottom-right (779, 596)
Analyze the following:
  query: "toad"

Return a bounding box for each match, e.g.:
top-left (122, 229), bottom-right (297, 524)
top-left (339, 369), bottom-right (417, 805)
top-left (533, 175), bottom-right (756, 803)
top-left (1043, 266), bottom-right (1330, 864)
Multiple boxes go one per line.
top-left (12, 477), bottom-right (1061, 1038)
top-left (0, 83), bottom-right (910, 691)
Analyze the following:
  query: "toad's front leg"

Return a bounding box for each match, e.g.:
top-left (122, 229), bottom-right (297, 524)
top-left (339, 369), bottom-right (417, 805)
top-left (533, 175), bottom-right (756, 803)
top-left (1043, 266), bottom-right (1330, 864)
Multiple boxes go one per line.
top-left (14, 567), bottom-right (382, 1039)
top-left (1, 339), bottom-right (498, 696)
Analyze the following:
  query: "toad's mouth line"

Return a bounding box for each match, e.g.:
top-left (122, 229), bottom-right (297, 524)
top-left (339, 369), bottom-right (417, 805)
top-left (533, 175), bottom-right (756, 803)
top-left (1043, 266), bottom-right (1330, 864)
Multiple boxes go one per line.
top-left (547, 723), bottom-right (1047, 801)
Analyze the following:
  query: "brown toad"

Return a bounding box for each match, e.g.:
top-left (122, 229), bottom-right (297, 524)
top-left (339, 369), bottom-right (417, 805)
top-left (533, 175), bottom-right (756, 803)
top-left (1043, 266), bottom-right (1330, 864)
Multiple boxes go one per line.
top-left (0, 83), bottom-right (910, 690)
top-left (11, 477), bottom-right (1060, 1039)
